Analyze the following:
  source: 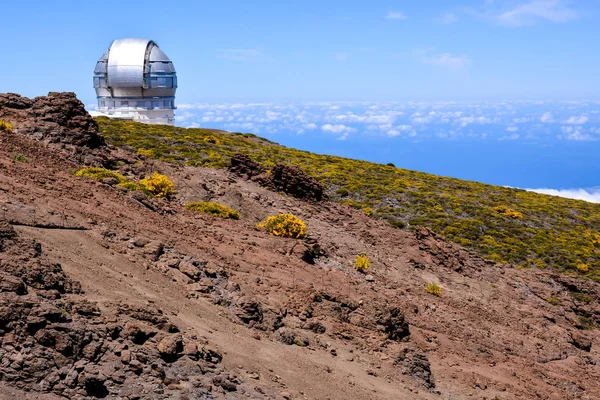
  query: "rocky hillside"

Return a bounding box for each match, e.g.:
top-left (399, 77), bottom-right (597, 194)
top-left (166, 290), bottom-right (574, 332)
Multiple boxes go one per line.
top-left (96, 117), bottom-right (600, 280)
top-left (0, 92), bottom-right (598, 399)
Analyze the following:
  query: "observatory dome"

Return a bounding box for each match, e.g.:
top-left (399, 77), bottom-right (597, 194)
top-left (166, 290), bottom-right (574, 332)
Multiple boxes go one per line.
top-left (93, 38), bottom-right (177, 125)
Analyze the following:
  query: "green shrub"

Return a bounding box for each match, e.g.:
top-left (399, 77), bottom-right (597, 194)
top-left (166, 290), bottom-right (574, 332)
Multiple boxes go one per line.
top-left (257, 214), bottom-right (307, 238)
top-left (336, 188), bottom-right (349, 197)
top-left (185, 201), bottom-right (240, 219)
top-left (546, 297), bottom-right (560, 306)
top-left (13, 153), bottom-right (28, 163)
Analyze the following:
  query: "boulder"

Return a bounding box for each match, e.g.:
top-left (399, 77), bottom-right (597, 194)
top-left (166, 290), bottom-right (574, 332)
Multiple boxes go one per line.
top-left (157, 334), bottom-right (183, 362)
top-left (0, 92), bottom-right (104, 149)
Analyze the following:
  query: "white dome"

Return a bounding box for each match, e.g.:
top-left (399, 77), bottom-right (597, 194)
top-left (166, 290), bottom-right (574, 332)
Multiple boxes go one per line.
top-left (93, 38), bottom-right (177, 125)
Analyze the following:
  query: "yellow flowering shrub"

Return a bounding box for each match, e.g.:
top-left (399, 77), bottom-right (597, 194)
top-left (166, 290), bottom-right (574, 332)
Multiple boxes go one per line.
top-left (204, 135), bottom-right (221, 144)
top-left (140, 172), bottom-right (175, 198)
top-left (577, 263), bottom-right (590, 273)
top-left (0, 119), bottom-right (14, 133)
top-left (137, 148), bottom-right (154, 157)
top-left (75, 167), bottom-right (149, 192)
top-left (355, 254), bottom-right (370, 271)
top-left (185, 201), bottom-right (240, 219)
top-left (75, 167), bottom-right (128, 183)
top-left (494, 205), bottom-right (524, 220)
top-left (425, 282), bottom-right (442, 296)
top-left (257, 214), bottom-right (307, 238)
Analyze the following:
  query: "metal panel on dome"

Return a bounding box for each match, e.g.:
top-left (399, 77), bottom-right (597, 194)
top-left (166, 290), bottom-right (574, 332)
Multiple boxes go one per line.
top-left (149, 46), bottom-right (171, 62)
top-left (107, 38), bottom-right (151, 88)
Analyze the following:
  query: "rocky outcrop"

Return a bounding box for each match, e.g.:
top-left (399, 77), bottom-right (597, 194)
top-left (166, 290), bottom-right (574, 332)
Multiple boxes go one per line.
top-left (265, 163), bottom-right (326, 202)
top-left (229, 154), bottom-right (327, 202)
top-left (0, 221), bottom-right (261, 399)
top-left (229, 153), bottom-right (265, 179)
top-left (395, 349), bottom-right (435, 390)
top-left (0, 92), bottom-right (105, 149)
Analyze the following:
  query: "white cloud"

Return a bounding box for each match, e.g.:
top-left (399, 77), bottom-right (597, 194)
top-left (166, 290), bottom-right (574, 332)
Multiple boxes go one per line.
top-left (217, 48), bottom-right (260, 61)
top-left (438, 13), bottom-right (458, 24)
top-left (321, 124), bottom-right (355, 140)
top-left (385, 11), bottom-right (407, 20)
top-left (419, 52), bottom-right (471, 70)
top-left (559, 125), bottom-right (591, 140)
top-left (540, 112), bottom-right (554, 123)
top-left (507, 126), bottom-right (519, 132)
top-left (500, 133), bottom-right (520, 140)
top-left (497, 0), bottom-right (578, 27)
top-left (386, 125), bottom-right (415, 137)
top-left (566, 115), bottom-right (588, 124)
top-left (335, 52), bottom-right (349, 62)
top-left (525, 188), bottom-right (600, 203)
top-left (457, 116), bottom-right (493, 127)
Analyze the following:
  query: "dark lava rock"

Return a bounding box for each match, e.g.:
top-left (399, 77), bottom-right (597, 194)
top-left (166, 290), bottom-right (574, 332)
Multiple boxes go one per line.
top-left (306, 321), bottom-right (327, 334)
top-left (229, 154), bottom-right (326, 202)
top-left (395, 348), bottom-right (435, 389)
top-left (264, 163), bottom-right (326, 202)
top-left (0, 92), bottom-right (104, 149)
top-left (229, 153), bottom-right (266, 179)
top-left (378, 307), bottom-right (410, 341)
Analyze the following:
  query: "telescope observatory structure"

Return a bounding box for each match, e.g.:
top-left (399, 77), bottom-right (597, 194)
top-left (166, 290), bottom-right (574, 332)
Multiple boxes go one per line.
top-left (93, 38), bottom-right (177, 125)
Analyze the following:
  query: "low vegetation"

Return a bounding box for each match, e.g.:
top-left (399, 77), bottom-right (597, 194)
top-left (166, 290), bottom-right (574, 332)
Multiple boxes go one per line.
top-left (75, 167), bottom-right (129, 183)
top-left (75, 167), bottom-right (175, 197)
top-left (185, 201), bottom-right (240, 219)
top-left (425, 282), bottom-right (442, 296)
top-left (355, 254), bottom-right (371, 272)
top-left (13, 153), bottom-right (28, 163)
top-left (97, 117), bottom-right (600, 280)
top-left (0, 119), bottom-right (13, 133)
top-left (140, 172), bottom-right (176, 198)
top-left (257, 214), bottom-right (307, 239)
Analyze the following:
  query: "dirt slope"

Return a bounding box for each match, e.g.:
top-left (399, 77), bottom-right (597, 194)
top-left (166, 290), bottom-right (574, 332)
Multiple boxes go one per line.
top-left (0, 96), bottom-right (599, 399)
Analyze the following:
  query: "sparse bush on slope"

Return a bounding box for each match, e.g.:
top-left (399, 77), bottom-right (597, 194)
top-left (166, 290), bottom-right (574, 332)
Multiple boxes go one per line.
top-left (96, 117), bottom-right (600, 280)
top-left (185, 202), bottom-right (240, 219)
top-left (425, 282), bottom-right (442, 296)
top-left (355, 254), bottom-right (371, 272)
top-left (258, 214), bottom-right (307, 238)
top-left (140, 172), bottom-right (175, 198)
top-left (75, 167), bottom-right (128, 183)
top-left (75, 167), bottom-right (149, 193)
top-left (0, 119), bottom-right (14, 133)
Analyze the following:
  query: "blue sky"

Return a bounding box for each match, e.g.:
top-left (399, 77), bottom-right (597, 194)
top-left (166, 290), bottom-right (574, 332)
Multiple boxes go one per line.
top-left (1, 0), bottom-right (600, 200)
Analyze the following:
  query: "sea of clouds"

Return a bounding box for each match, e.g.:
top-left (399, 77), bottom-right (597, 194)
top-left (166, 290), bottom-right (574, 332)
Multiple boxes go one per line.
top-left (175, 100), bottom-right (600, 142)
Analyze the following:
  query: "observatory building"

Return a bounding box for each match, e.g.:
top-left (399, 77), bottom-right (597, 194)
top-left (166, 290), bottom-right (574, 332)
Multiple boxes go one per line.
top-left (93, 38), bottom-right (177, 125)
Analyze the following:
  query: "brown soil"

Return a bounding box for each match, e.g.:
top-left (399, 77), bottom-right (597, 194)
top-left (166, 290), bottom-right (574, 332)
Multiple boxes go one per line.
top-left (0, 104), bottom-right (599, 399)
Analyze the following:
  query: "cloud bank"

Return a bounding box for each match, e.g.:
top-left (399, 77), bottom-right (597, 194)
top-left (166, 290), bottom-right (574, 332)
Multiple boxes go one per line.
top-left (525, 188), bottom-right (600, 203)
top-left (174, 100), bottom-right (599, 142)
